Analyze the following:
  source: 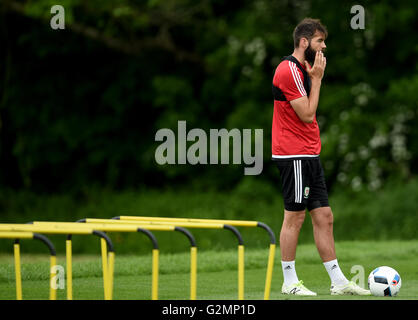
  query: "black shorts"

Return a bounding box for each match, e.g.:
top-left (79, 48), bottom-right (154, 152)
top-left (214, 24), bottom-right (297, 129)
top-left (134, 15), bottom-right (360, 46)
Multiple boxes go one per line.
top-left (275, 157), bottom-right (329, 212)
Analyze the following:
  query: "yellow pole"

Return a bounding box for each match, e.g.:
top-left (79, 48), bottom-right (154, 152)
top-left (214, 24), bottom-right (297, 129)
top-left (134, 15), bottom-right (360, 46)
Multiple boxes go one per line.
top-left (66, 239), bottom-right (73, 300)
top-left (107, 251), bottom-right (115, 300)
top-left (151, 249), bottom-right (159, 300)
top-left (118, 216), bottom-right (258, 227)
top-left (264, 244), bottom-right (276, 300)
top-left (14, 243), bottom-right (22, 300)
top-left (238, 245), bottom-right (244, 300)
top-left (190, 246), bottom-right (197, 300)
top-left (49, 255), bottom-right (57, 300)
top-left (100, 238), bottom-right (110, 300)
top-left (85, 218), bottom-right (223, 229)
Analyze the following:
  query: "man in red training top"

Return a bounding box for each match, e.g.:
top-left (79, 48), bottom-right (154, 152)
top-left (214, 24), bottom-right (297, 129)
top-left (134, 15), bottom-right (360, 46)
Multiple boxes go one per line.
top-left (272, 18), bottom-right (370, 296)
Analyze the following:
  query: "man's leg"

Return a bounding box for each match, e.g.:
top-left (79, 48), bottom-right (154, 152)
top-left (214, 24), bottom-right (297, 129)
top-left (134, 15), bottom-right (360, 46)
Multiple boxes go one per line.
top-left (280, 209), bottom-right (316, 295)
top-left (310, 206), bottom-right (347, 285)
top-left (309, 206), bottom-right (336, 262)
top-left (310, 206), bottom-right (370, 295)
top-left (280, 209), bottom-right (306, 261)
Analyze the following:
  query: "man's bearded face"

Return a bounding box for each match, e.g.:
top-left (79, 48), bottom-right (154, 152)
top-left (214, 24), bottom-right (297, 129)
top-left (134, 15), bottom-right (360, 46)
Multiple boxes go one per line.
top-left (305, 41), bottom-right (317, 66)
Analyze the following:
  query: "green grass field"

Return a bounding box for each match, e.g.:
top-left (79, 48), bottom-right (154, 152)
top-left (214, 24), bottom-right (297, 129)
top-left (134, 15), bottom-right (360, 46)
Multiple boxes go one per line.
top-left (0, 240), bottom-right (417, 300)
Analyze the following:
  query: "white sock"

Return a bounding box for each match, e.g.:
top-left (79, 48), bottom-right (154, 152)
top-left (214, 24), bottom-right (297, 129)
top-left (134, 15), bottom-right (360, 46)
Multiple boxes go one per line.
top-left (281, 260), bottom-right (299, 286)
top-left (323, 259), bottom-right (349, 286)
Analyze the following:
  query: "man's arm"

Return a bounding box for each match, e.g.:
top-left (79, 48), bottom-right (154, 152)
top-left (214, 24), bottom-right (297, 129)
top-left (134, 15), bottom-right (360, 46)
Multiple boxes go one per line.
top-left (290, 51), bottom-right (326, 124)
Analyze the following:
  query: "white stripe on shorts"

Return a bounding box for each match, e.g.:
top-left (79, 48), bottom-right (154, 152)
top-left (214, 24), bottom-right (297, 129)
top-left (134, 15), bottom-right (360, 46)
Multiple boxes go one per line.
top-left (293, 160), bottom-right (302, 203)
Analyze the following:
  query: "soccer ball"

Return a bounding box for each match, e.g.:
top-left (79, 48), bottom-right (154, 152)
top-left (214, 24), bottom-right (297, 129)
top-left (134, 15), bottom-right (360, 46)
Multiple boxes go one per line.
top-left (368, 266), bottom-right (401, 297)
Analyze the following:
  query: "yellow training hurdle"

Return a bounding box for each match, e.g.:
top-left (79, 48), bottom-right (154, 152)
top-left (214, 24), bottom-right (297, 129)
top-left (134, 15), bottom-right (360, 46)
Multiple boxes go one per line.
top-left (82, 218), bottom-right (248, 300)
top-left (113, 215), bottom-right (277, 300)
top-left (32, 221), bottom-right (196, 300)
top-left (0, 224), bottom-right (114, 300)
top-left (1, 215), bottom-right (276, 300)
top-left (0, 231), bottom-right (56, 300)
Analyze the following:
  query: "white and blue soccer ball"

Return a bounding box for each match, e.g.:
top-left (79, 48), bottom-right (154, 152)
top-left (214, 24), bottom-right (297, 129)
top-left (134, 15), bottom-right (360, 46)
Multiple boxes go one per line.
top-left (368, 266), bottom-right (401, 297)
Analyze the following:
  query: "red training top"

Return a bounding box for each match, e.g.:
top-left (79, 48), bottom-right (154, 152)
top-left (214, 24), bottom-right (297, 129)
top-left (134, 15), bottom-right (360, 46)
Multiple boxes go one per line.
top-left (271, 58), bottom-right (321, 159)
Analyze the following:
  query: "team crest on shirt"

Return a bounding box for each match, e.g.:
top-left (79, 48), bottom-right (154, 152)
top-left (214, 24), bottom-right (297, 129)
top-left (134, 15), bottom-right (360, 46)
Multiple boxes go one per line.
top-left (303, 187), bottom-right (310, 199)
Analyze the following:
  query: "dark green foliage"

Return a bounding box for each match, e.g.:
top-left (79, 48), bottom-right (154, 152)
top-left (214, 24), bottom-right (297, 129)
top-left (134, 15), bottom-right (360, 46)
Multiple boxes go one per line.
top-left (0, 1), bottom-right (417, 250)
top-left (0, 0), bottom-right (417, 193)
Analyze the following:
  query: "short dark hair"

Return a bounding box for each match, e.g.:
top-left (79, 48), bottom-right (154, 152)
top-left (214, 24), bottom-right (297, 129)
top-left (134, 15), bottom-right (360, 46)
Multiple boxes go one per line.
top-left (293, 18), bottom-right (328, 48)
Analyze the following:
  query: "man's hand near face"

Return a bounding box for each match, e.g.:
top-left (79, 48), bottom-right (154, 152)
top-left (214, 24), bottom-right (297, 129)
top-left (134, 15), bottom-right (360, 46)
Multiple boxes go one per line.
top-left (290, 51), bottom-right (326, 123)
